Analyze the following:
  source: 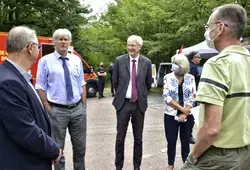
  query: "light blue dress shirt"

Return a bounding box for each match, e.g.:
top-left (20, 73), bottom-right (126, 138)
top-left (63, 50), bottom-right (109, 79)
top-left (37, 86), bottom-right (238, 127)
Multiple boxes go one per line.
top-left (35, 50), bottom-right (85, 105)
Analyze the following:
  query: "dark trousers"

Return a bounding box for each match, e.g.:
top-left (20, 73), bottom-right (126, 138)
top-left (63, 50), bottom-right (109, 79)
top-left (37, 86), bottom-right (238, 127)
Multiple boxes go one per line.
top-left (187, 114), bottom-right (195, 140)
top-left (110, 76), bottom-right (114, 94)
top-left (98, 78), bottom-right (105, 96)
top-left (164, 114), bottom-right (190, 166)
top-left (115, 99), bottom-right (145, 169)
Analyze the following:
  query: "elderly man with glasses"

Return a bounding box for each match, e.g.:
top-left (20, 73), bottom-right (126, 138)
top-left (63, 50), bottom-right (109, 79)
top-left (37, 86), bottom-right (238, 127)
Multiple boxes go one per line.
top-left (182, 4), bottom-right (250, 170)
top-left (0, 26), bottom-right (61, 170)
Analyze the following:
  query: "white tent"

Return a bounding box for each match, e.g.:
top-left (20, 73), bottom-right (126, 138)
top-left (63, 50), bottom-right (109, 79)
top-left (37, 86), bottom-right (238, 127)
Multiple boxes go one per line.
top-left (177, 40), bottom-right (218, 55)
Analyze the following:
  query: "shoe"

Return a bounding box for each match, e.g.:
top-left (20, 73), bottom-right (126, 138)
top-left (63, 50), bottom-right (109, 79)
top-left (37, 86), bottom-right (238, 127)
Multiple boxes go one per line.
top-left (99, 96), bottom-right (101, 99)
top-left (101, 95), bottom-right (106, 98)
top-left (134, 168), bottom-right (140, 170)
top-left (190, 136), bottom-right (196, 144)
top-left (167, 165), bottom-right (174, 170)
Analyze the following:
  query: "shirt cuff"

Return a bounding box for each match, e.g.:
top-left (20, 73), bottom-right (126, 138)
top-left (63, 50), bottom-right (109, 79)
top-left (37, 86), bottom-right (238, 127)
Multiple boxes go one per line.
top-left (35, 84), bottom-right (46, 91)
top-left (81, 80), bottom-right (86, 86)
top-left (165, 96), bottom-right (173, 104)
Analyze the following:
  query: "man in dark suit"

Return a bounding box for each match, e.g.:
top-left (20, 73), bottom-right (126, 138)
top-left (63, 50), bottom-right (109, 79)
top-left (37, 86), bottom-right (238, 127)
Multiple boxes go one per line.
top-left (0, 26), bottom-right (61, 170)
top-left (112, 35), bottom-right (152, 170)
top-left (108, 62), bottom-right (115, 97)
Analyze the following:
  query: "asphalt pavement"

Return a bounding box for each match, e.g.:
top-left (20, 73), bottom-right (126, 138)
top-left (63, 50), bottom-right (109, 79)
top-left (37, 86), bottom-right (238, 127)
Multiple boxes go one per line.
top-left (63, 93), bottom-right (197, 170)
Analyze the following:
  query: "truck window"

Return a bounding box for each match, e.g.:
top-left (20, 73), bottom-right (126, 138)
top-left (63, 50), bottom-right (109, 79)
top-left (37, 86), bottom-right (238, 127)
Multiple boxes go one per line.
top-left (82, 63), bottom-right (88, 73)
top-left (41, 44), bottom-right (54, 57)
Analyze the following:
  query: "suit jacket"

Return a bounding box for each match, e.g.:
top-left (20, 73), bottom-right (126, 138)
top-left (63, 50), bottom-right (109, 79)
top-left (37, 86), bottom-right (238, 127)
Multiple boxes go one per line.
top-left (0, 60), bottom-right (60, 170)
top-left (112, 54), bottom-right (152, 113)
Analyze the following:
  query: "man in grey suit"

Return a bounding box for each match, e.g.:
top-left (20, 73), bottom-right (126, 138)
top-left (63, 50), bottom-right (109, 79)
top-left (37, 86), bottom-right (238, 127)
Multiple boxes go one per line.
top-left (112, 35), bottom-right (152, 170)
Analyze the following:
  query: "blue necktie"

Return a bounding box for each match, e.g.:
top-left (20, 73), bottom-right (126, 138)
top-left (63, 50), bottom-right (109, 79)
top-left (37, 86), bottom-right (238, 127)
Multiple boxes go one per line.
top-left (60, 57), bottom-right (74, 101)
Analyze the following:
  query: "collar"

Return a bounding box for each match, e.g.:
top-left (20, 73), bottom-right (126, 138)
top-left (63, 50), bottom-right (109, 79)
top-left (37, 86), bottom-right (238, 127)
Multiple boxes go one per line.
top-left (6, 59), bottom-right (32, 82)
top-left (220, 45), bottom-right (250, 56)
top-left (171, 72), bottom-right (189, 79)
top-left (129, 55), bottom-right (139, 62)
top-left (54, 50), bottom-right (69, 59)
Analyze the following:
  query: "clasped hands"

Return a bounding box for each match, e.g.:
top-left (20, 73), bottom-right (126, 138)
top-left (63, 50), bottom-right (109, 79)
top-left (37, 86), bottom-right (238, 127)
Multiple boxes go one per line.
top-left (178, 108), bottom-right (191, 122)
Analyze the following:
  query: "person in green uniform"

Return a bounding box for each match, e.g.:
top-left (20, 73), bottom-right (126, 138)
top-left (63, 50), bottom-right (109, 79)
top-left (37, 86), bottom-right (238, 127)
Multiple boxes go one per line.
top-left (182, 4), bottom-right (250, 170)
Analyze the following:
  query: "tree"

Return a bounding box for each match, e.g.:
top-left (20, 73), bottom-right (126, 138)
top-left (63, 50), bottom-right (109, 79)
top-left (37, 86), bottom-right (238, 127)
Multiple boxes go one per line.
top-left (78, 0), bottom-right (250, 66)
top-left (0, 0), bottom-right (89, 37)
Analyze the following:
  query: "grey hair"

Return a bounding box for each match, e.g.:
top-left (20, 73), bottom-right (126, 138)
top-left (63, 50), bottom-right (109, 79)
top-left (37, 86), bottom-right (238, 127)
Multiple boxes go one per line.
top-left (171, 54), bottom-right (190, 74)
top-left (52, 29), bottom-right (72, 43)
top-left (213, 4), bottom-right (247, 40)
top-left (6, 26), bottom-right (37, 53)
top-left (127, 35), bottom-right (143, 46)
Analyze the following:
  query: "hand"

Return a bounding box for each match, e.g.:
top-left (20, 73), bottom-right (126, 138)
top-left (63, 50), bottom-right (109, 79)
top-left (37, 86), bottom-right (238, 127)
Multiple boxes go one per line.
top-left (53, 149), bottom-right (62, 164)
top-left (45, 105), bottom-right (51, 113)
top-left (178, 114), bottom-right (187, 122)
top-left (183, 108), bottom-right (191, 116)
top-left (192, 154), bottom-right (198, 164)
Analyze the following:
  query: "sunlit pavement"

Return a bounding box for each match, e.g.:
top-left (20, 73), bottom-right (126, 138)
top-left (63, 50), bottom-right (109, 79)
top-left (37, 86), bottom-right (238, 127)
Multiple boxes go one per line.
top-left (63, 93), bottom-right (197, 170)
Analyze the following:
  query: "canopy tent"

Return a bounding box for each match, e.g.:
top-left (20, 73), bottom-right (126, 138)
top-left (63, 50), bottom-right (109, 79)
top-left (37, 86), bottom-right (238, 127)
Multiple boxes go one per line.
top-left (177, 41), bottom-right (218, 59)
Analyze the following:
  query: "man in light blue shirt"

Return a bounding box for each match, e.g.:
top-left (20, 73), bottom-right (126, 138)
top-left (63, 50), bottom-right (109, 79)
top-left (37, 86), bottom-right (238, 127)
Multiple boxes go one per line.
top-left (35, 28), bottom-right (87, 170)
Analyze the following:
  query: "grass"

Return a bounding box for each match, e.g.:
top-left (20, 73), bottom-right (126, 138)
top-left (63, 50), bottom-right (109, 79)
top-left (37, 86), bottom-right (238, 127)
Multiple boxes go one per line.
top-left (149, 87), bottom-right (163, 94)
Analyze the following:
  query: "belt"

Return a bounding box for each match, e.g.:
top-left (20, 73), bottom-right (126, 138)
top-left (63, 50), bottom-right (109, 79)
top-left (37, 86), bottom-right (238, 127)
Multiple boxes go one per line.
top-left (50, 100), bottom-right (81, 109)
top-left (209, 144), bottom-right (249, 155)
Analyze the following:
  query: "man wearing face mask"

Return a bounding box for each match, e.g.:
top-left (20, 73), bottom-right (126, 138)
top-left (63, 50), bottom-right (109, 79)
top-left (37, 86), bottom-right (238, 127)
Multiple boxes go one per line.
top-left (97, 62), bottom-right (107, 99)
top-left (182, 4), bottom-right (250, 170)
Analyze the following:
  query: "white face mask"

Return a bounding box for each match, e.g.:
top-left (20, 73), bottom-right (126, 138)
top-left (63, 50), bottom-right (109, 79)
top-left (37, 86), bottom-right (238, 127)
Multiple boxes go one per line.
top-left (171, 63), bottom-right (180, 73)
top-left (204, 26), bottom-right (219, 49)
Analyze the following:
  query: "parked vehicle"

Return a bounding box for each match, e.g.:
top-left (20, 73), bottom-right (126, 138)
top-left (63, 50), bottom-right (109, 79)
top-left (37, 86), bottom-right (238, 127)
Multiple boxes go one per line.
top-left (0, 32), bottom-right (98, 97)
top-left (156, 62), bottom-right (172, 87)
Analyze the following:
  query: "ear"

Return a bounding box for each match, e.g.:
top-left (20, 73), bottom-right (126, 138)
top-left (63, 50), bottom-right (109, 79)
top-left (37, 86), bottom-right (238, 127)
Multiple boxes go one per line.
top-left (218, 22), bottom-right (226, 34)
top-left (26, 43), bottom-right (33, 54)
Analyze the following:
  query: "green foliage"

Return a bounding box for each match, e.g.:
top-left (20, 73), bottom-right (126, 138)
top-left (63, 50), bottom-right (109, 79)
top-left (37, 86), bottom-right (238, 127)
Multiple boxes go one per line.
top-left (1, 0), bottom-right (250, 68)
top-left (79, 0), bottom-right (250, 67)
top-left (0, 0), bottom-right (88, 37)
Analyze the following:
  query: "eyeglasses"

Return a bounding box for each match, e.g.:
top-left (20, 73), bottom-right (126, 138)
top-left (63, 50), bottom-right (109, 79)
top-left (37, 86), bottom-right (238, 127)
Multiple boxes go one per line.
top-left (27, 43), bottom-right (41, 51)
top-left (204, 21), bottom-right (228, 31)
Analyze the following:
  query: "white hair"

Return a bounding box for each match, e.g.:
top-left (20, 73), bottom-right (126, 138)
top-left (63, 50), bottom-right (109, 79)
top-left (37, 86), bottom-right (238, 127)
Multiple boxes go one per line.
top-left (127, 35), bottom-right (143, 46)
top-left (171, 54), bottom-right (190, 74)
top-left (52, 28), bottom-right (72, 42)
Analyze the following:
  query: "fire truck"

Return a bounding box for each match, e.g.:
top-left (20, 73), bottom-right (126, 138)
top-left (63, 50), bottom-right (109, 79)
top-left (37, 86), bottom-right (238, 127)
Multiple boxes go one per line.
top-left (0, 32), bottom-right (98, 97)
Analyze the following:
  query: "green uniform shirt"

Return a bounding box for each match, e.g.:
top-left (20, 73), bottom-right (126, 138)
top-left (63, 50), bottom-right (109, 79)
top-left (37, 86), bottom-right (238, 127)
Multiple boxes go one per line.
top-left (197, 45), bottom-right (250, 148)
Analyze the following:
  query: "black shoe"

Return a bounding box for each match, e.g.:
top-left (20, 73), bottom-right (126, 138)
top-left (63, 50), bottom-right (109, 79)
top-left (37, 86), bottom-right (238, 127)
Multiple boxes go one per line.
top-left (101, 95), bottom-right (106, 98)
top-left (190, 136), bottom-right (195, 144)
top-left (99, 96), bottom-right (102, 99)
top-left (134, 168), bottom-right (140, 170)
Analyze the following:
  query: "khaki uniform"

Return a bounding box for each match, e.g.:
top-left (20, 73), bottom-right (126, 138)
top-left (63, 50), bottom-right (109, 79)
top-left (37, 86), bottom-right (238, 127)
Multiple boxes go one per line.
top-left (182, 46), bottom-right (250, 170)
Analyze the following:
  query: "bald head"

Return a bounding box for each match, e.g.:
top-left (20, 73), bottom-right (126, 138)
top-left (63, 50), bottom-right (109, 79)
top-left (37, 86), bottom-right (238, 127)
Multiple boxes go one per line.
top-left (212, 4), bottom-right (247, 40)
top-left (6, 26), bottom-right (38, 54)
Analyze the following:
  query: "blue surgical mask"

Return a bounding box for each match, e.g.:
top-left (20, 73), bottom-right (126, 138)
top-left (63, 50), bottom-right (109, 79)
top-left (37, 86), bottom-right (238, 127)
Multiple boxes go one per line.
top-left (171, 63), bottom-right (180, 73)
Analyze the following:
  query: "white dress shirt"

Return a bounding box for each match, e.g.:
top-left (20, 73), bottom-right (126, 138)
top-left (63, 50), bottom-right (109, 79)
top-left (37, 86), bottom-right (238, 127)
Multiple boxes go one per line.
top-left (126, 55), bottom-right (139, 99)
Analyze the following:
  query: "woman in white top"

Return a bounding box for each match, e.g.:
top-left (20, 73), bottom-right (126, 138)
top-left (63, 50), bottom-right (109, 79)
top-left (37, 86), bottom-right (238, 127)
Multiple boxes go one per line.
top-left (162, 54), bottom-right (196, 170)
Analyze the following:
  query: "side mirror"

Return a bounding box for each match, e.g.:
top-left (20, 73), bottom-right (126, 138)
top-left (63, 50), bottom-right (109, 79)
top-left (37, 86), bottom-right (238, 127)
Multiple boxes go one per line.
top-left (90, 66), bottom-right (94, 73)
